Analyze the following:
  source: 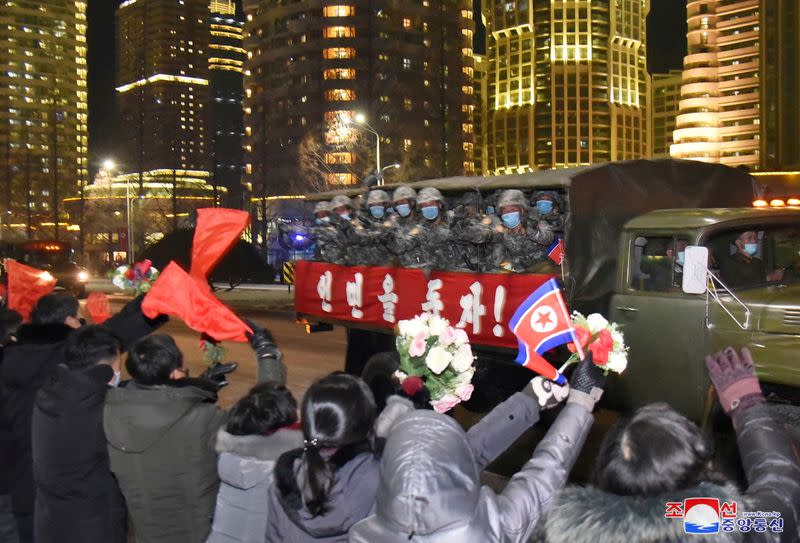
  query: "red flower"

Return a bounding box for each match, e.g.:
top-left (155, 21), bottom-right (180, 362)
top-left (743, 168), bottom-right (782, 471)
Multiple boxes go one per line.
top-left (134, 259), bottom-right (152, 277)
top-left (124, 268), bottom-right (135, 280)
top-left (588, 329), bottom-right (614, 365)
top-left (401, 376), bottom-right (425, 398)
top-left (567, 326), bottom-right (591, 353)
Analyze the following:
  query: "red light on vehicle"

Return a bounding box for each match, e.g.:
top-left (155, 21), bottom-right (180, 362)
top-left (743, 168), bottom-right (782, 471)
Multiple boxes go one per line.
top-left (752, 199), bottom-right (768, 207)
top-left (787, 198), bottom-right (800, 206)
top-left (770, 199), bottom-right (786, 207)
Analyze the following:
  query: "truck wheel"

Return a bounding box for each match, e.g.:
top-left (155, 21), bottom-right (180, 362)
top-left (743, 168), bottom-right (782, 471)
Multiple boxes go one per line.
top-left (769, 403), bottom-right (800, 447)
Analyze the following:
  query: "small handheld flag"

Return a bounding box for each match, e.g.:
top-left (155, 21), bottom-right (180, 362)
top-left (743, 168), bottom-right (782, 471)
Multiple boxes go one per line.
top-left (548, 238), bottom-right (565, 265)
top-left (508, 278), bottom-right (583, 384)
top-left (5, 259), bottom-right (57, 321)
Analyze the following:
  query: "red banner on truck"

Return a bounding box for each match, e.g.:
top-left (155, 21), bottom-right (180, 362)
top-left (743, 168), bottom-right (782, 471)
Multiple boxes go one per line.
top-left (294, 260), bottom-right (555, 349)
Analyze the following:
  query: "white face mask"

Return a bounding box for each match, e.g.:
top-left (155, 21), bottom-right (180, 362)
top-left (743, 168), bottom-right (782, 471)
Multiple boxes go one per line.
top-left (109, 370), bottom-right (121, 387)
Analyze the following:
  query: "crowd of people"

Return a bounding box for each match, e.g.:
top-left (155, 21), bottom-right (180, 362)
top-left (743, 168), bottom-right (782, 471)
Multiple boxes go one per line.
top-left (0, 292), bottom-right (799, 543)
top-left (290, 186), bottom-right (565, 273)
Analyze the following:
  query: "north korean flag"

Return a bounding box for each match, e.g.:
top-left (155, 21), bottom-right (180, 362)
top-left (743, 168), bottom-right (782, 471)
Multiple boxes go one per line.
top-left (508, 278), bottom-right (580, 384)
top-left (548, 238), bottom-right (565, 265)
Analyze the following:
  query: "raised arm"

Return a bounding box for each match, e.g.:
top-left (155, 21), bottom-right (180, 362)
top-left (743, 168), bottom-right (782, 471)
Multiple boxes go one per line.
top-left (102, 294), bottom-right (167, 351)
top-left (706, 347), bottom-right (800, 543)
top-left (246, 319), bottom-right (287, 385)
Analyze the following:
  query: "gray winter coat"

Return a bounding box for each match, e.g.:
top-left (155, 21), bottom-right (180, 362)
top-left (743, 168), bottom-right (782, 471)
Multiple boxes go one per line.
top-left (349, 394), bottom-right (594, 542)
top-left (104, 381), bottom-right (227, 543)
top-left (206, 428), bottom-right (303, 543)
top-left (533, 403), bottom-right (800, 543)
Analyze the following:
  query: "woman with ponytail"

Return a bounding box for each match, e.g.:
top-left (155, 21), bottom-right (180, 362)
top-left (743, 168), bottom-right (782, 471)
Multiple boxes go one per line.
top-left (266, 373), bottom-right (378, 543)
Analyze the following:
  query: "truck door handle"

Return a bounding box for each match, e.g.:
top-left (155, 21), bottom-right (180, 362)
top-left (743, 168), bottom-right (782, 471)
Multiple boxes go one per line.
top-left (616, 306), bottom-right (639, 313)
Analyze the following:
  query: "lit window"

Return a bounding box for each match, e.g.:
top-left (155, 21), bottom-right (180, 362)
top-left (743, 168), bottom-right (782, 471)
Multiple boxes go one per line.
top-left (325, 89), bottom-right (356, 101)
top-left (462, 123), bottom-right (473, 134)
top-left (403, 18), bottom-right (411, 29)
top-left (403, 98), bottom-right (413, 111)
top-left (324, 68), bottom-right (356, 79)
top-left (325, 152), bottom-right (354, 164)
top-left (325, 173), bottom-right (356, 185)
top-left (323, 5), bottom-right (355, 17)
top-left (323, 47), bottom-right (356, 59)
top-left (323, 26), bottom-right (356, 38)
top-left (403, 138), bottom-right (412, 151)
top-left (403, 58), bottom-right (411, 70)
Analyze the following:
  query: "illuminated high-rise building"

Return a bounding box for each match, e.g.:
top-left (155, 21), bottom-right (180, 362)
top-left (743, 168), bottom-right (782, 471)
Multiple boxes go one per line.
top-left (0, 0), bottom-right (88, 240)
top-left (484, 0), bottom-right (649, 173)
top-left (116, 0), bottom-right (212, 190)
top-left (242, 1), bottom-right (475, 196)
top-left (208, 0), bottom-right (246, 206)
top-left (671, 0), bottom-right (800, 171)
top-left (650, 70), bottom-right (682, 158)
top-left (473, 53), bottom-right (488, 175)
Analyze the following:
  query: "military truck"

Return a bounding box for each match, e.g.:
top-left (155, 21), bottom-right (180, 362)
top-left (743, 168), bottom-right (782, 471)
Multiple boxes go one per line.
top-left (296, 159), bottom-right (800, 433)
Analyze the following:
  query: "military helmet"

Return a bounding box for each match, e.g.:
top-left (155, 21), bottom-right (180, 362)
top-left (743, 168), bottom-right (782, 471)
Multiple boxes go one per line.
top-left (497, 189), bottom-right (528, 210)
top-left (313, 201), bottom-right (332, 214)
top-left (417, 187), bottom-right (444, 205)
top-left (392, 185), bottom-right (417, 204)
top-left (532, 190), bottom-right (561, 206)
top-left (331, 194), bottom-right (353, 209)
top-left (366, 189), bottom-right (390, 206)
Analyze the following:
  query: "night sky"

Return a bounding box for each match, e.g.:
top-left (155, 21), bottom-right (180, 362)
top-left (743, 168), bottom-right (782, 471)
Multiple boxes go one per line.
top-left (87, 0), bottom-right (687, 174)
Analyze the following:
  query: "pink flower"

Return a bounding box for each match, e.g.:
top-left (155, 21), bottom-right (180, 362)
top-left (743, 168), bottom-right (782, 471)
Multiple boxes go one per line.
top-left (431, 394), bottom-right (461, 413)
top-left (408, 331), bottom-right (427, 358)
top-left (455, 384), bottom-right (474, 402)
top-left (440, 326), bottom-right (456, 346)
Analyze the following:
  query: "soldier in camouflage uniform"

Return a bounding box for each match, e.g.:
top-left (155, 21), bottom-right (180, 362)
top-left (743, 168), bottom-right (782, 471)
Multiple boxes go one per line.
top-left (531, 190), bottom-right (565, 232)
top-left (385, 185), bottom-right (424, 268)
top-left (309, 201), bottom-right (345, 264)
top-left (449, 191), bottom-right (496, 271)
top-left (328, 194), bottom-right (367, 265)
top-left (488, 189), bottom-right (554, 272)
top-left (414, 187), bottom-right (459, 271)
top-left (356, 189), bottom-right (393, 265)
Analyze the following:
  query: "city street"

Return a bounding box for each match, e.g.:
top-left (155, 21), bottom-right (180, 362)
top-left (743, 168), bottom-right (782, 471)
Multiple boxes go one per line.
top-left (101, 290), bottom-right (617, 487)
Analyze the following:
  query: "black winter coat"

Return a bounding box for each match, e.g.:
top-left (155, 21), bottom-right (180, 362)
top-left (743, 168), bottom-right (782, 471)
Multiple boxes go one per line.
top-left (32, 364), bottom-right (126, 543)
top-left (0, 295), bottom-right (165, 515)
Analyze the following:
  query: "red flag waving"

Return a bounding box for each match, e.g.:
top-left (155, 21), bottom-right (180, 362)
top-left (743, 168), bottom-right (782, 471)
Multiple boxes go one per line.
top-left (142, 262), bottom-right (251, 342)
top-left (5, 259), bottom-right (57, 321)
top-left (189, 208), bottom-right (250, 284)
top-left (86, 292), bottom-right (111, 324)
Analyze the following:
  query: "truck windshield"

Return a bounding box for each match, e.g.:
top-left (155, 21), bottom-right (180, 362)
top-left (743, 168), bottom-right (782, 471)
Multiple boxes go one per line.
top-left (707, 224), bottom-right (800, 290)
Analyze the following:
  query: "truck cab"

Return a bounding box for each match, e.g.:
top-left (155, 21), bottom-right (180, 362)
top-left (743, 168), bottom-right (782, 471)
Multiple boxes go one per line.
top-left (610, 208), bottom-right (800, 425)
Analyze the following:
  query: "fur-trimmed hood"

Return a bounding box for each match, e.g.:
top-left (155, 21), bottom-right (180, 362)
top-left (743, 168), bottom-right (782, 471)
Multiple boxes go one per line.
top-left (215, 427), bottom-right (302, 490)
top-left (532, 481), bottom-right (745, 543)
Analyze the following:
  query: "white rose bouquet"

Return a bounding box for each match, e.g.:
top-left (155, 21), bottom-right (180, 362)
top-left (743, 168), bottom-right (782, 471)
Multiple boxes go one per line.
top-left (394, 313), bottom-right (476, 413)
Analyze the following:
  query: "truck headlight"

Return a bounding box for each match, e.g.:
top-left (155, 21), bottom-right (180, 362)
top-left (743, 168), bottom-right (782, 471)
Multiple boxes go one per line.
top-left (78, 271), bottom-right (89, 282)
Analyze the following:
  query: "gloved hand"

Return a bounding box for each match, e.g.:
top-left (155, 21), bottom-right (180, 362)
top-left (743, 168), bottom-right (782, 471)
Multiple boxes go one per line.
top-left (704, 347), bottom-right (764, 415)
top-left (524, 376), bottom-right (570, 410)
top-left (568, 353), bottom-right (606, 411)
top-left (245, 319), bottom-right (282, 362)
top-left (199, 361), bottom-right (239, 388)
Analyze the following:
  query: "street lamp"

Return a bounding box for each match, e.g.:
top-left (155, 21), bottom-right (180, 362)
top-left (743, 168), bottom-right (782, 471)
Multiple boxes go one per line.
top-left (379, 163), bottom-right (400, 185)
top-left (103, 158), bottom-right (133, 264)
top-left (345, 112), bottom-right (381, 178)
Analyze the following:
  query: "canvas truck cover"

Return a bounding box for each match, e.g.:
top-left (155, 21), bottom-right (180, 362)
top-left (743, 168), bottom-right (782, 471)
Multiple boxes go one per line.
top-left (564, 159), bottom-right (755, 312)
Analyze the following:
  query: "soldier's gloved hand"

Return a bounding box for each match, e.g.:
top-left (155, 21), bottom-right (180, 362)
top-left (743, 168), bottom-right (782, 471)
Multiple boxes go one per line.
top-left (245, 319), bottom-right (282, 362)
top-left (523, 376), bottom-right (569, 410)
top-left (705, 347), bottom-right (764, 416)
top-left (567, 353), bottom-right (606, 412)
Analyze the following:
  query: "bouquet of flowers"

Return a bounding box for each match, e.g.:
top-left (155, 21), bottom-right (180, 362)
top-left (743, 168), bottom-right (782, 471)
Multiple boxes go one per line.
top-left (565, 312), bottom-right (628, 374)
top-left (394, 313), bottom-right (476, 413)
top-left (111, 259), bottom-right (159, 295)
top-left (200, 333), bottom-right (227, 365)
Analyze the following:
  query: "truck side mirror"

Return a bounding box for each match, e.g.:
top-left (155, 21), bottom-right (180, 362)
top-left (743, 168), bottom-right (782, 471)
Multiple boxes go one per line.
top-left (682, 246), bottom-right (709, 295)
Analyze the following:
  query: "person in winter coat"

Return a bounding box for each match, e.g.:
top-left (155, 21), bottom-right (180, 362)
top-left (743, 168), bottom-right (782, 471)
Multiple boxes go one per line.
top-left (206, 382), bottom-right (302, 543)
top-left (348, 356), bottom-right (606, 543)
top-left (268, 373), bottom-right (378, 543)
top-left (532, 347), bottom-right (800, 543)
top-left (104, 322), bottom-right (283, 543)
top-left (32, 326), bottom-right (126, 543)
top-left (0, 309), bottom-right (22, 543)
top-left (0, 293), bottom-right (165, 542)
